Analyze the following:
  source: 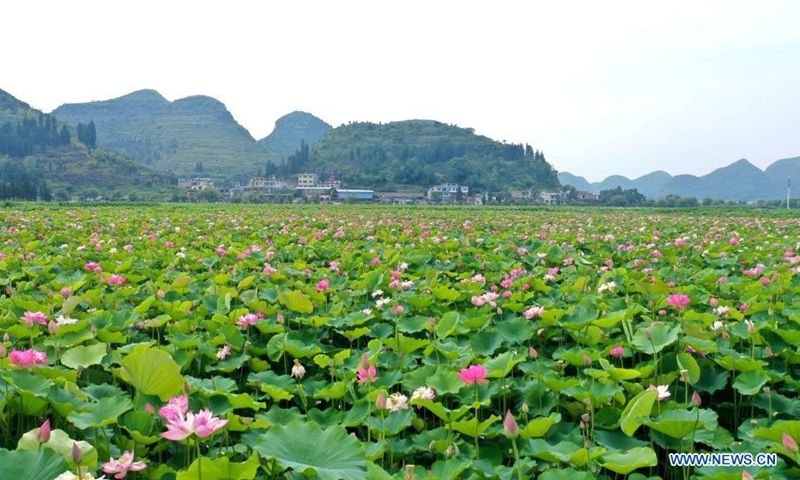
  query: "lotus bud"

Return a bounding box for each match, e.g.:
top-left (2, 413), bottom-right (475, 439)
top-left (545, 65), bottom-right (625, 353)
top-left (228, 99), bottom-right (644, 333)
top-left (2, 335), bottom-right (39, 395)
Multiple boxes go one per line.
top-left (692, 391), bottom-right (702, 406)
top-left (60, 287), bottom-right (72, 297)
top-left (361, 353), bottom-right (370, 369)
top-left (0, 345), bottom-right (5, 358)
top-left (537, 328), bottom-right (545, 337)
top-left (276, 312), bottom-right (285, 324)
top-left (404, 464), bottom-right (416, 480)
top-left (503, 410), bottom-right (519, 439)
top-left (529, 347), bottom-right (538, 359)
top-left (3, 332), bottom-right (9, 342)
top-left (646, 330), bottom-right (653, 340)
top-left (764, 386), bottom-right (771, 398)
top-left (709, 297), bottom-right (718, 307)
top-left (742, 471), bottom-right (754, 480)
top-left (583, 354), bottom-right (592, 366)
top-left (445, 443), bottom-right (459, 458)
top-left (581, 413), bottom-right (590, 423)
top-left (183, 383), bottom-right (190, 395)
top-left (145, 403), bottom-right (155, 415)
top-left (783, 433), bottom-right (799, 452)
top-left (376, 391), bottom-right (387, 410)
top-left (37, 419), bottom-right (51, 443)
top-left (72, 442), bottom-right (82, 463)
top-left (521, 402), bottom-right (529, 414)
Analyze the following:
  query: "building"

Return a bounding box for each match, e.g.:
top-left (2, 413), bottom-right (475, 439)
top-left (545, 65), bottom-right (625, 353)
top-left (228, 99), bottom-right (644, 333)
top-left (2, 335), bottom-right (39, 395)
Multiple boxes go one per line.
top-left (295, 186), bottom-right (334, 200)
top-left (318, 179), bottom-right (342, 189)
top-left (576, 190), bottom-right (600, 201)
top-left (248, 176), bottom-right (290, 191)
top-left (178, 178), bottom-right (215, 191)
top-left (510, 189), bottom-right (534, 199)
top-left (297, 173), bottom-right (319, 188)
top-left (375, 191), bottom-right (427, 205)
top-left (539, 191), bottom-right (565, 206)
top-left (334, 189), bottom-right (374, 202)
top-left (427, 183), bottom-right (469, 203)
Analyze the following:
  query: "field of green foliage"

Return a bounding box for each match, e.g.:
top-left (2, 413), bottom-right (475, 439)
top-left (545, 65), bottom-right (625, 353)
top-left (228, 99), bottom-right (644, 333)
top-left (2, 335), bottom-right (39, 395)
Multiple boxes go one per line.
top-left (1, 205), bottom-right (799, 480)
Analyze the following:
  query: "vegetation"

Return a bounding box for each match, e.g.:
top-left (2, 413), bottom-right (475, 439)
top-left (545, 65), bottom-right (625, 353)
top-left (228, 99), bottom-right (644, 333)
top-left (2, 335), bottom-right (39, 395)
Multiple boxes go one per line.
top-left (307, 120), bottom-right (560, 192)
top-left (0, 88), bottom-right (177, 201)
top-left (53, 90), bottom-right (270, 181)
top-left (259, 111), bottom-right (332, 164)
top-left (0, 205), bottom-right (799, 479)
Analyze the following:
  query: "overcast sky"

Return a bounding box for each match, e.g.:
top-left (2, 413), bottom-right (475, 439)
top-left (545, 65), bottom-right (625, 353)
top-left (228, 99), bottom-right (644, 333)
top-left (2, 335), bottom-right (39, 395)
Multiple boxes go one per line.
top-left (3, 1), bottom-right (799, 181)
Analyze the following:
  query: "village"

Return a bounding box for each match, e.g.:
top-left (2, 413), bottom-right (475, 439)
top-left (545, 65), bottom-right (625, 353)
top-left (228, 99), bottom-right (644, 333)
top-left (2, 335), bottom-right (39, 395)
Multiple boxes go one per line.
top-left (177, 173), bottom-right (601, 205)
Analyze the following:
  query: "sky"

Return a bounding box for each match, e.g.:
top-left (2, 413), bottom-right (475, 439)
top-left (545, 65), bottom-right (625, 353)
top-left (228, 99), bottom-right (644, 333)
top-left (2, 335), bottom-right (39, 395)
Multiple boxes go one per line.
top-left (2, 1), bottom-right (799, 182)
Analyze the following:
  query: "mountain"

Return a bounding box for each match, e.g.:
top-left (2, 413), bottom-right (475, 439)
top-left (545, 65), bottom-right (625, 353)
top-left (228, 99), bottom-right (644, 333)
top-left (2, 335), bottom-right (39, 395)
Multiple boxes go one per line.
top-left (559, 157), bottom-right (796, 201)
top-left (53, 90), bottom-right (268, 180)
top-left (0, 88), bottom-right (174, 200)
top-left (304, 120), bottom-right (560, 192)
top-left (259, 111), bottom-right (332, 163)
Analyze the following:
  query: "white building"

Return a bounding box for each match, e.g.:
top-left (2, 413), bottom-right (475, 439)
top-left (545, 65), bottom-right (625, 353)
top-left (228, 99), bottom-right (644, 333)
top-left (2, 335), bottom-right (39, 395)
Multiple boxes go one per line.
top-left (248, 176), bottom-right (290, 191)
top-left (539, 191), bottom-right (565, 206)
top-left (178, 178), bottom-right (214, 191)
top-left (297, 173), bottom-right (319, 188)
top-left (427, 183), bottom-right (469, 202)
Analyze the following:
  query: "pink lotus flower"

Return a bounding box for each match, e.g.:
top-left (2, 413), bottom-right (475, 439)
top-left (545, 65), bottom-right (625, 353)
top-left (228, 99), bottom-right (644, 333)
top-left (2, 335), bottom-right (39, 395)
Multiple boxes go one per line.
top-left (316, 279), bottom-right (330, 291)
top-left (458, 364), bottom-right (489, 385)
top-left (84, 262), bottom-right (102, 272)
top-left (357, 365), bottom-right (378, 384)
top-left (158, 395), bottom-right (189, 422)
top-left (610, 346), bottom-right (624, 358)
top-left (20, 311), bottom-right (47, 327)
top-left (523, 306), bottom-right (544, 319)
top-left (9, 348), bottom-right (48, 369)
top-left (161, 409), bottom-right (228, 441)
top-left (667, 294), bottom-right (690, 309)
top-left (236, 313), bottom-right (258, 330)
top-left (102, 450), bottom-right (147, 479)
top-left (107, 275), bottom-right (128, 285)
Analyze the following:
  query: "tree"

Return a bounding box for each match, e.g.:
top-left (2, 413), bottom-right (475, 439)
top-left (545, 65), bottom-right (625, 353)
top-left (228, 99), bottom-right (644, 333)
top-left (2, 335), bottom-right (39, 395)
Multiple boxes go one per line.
top-left (197, 188), bottom-right (222, 203)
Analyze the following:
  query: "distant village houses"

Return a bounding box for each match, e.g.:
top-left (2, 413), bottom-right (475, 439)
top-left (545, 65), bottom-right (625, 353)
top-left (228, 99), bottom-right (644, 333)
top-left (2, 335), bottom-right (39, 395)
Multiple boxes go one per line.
top-left (177, 178), bottom-right (214, 191)
top-left (427, 183), bottom-right (469, 203)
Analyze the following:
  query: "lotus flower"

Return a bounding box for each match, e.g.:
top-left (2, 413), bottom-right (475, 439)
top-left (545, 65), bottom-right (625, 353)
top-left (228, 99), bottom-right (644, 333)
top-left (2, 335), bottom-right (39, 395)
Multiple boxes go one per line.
top-left (102, 450), bottom-right (147, 479)
top-left (9, 348), bottom-right (48, 369)
top-left (458, 364), bottom-right (489, 385)
top-left (20, 310), bottom-right (47, 327)
top-left (161, 408), bottom-right (228, 441)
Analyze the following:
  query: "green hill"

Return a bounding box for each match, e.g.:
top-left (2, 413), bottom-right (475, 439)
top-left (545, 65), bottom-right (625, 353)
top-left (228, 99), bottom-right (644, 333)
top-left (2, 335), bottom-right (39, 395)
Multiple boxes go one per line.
top-left (53, 90), bottom-right (268, 181)
top-left (304, 120), bottom-right (560, 192)
top-left (0, 88), bottom-right (174, 201)
top-left (259, 111), bottom-right (332, 164)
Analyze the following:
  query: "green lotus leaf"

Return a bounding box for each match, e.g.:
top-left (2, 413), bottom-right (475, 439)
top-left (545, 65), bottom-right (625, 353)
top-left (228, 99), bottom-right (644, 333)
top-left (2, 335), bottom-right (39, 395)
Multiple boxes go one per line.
top-left (733, 370), bottom-right (769, 396)
top-left (0, 448), bottom-right (69, 480)
top-left (600, 446), bottom-right (657, 475)
top-left (620, 390), bottom-right (658, 436)
top-left (279, 290), bottom-right (314, 313)
top-left (60, 343), bottom-right (107, 370)
top-left (255, 422), bottom-right (367, 480)
top-left (67, 395), bottom-right (134, 429)
top-left (177, 455), bottom-right (259, 480)
top-left (118, 344), bottom-right (184, 401)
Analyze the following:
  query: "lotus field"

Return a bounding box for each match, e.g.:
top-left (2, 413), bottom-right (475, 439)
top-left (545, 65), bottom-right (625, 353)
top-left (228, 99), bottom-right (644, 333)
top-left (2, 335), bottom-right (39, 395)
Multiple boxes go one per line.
top-left (3, 205), bottom-right (800, 480)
